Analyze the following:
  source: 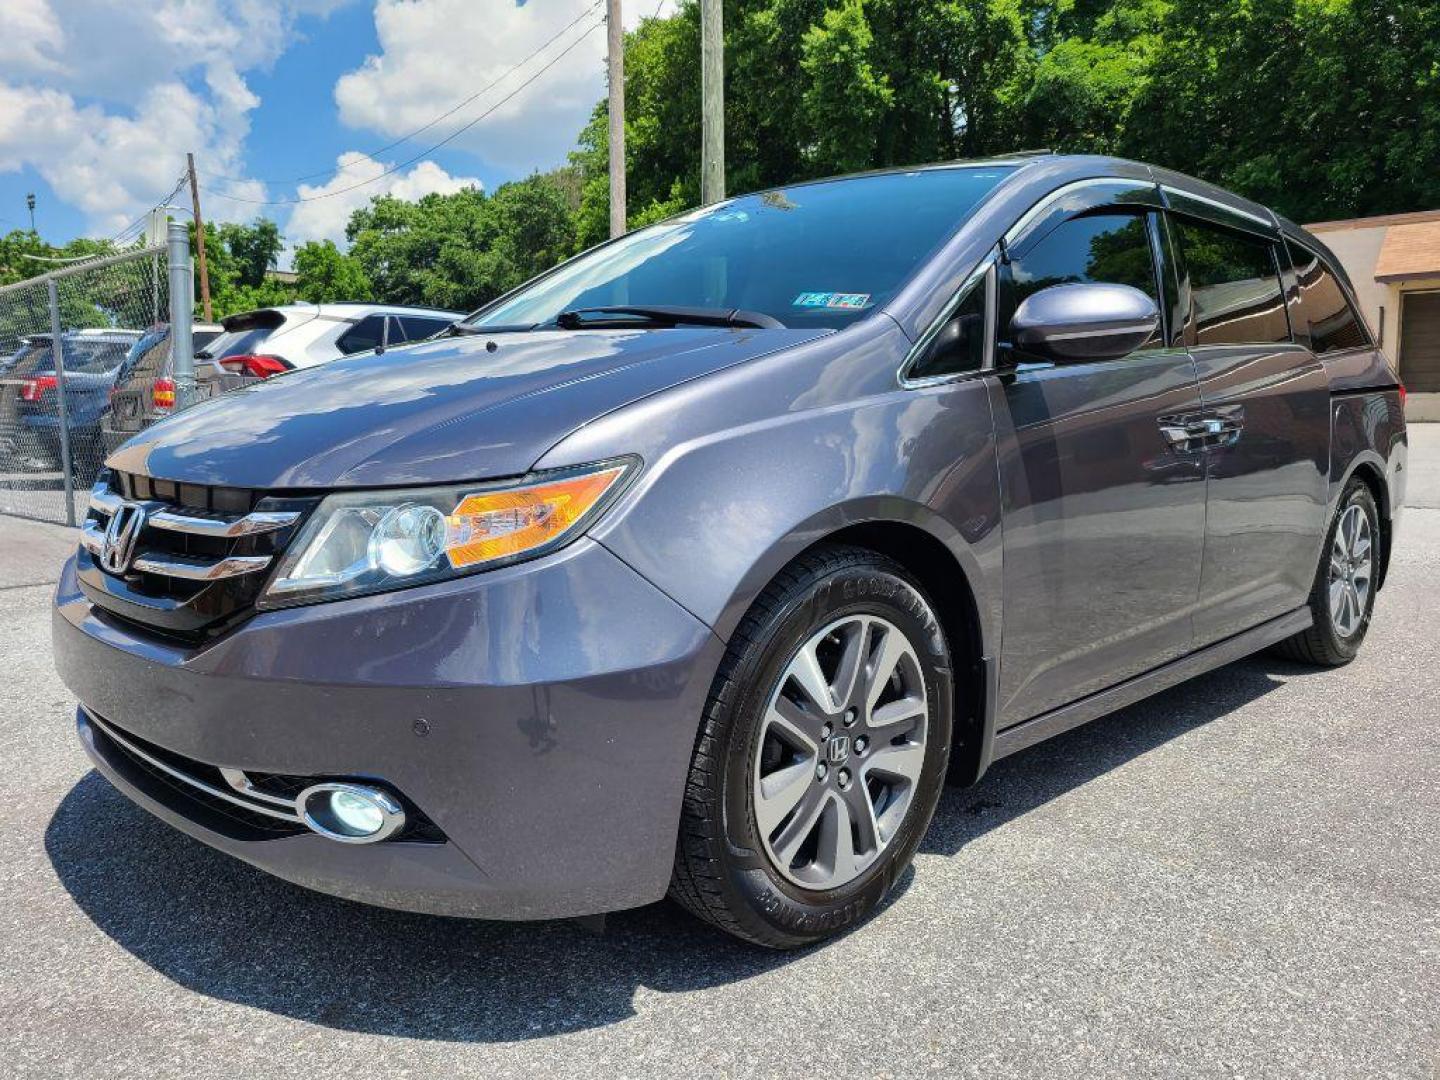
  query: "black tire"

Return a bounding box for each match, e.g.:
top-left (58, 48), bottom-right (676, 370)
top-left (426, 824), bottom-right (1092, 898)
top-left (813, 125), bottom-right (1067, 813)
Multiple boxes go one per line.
top-left (1272, 478), bottom-right (1381, 666)
top-left (669, 545), bottom-right (953, 948)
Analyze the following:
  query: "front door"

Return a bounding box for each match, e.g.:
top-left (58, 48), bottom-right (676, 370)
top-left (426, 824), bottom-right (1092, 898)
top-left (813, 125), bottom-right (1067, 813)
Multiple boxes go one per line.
top-left (991, 205), bottom-right (1208, 726)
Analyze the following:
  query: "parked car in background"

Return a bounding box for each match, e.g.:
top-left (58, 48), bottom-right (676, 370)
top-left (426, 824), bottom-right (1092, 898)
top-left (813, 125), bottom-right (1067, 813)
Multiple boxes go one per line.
top-left (100, 323), bottom-right (224, 456)
top-left (199, 302), bottom-right (462, 381)
top-left (0, 329), bottom-right (141, 480)
top-left (56, 156), bottom-right (1406, 948)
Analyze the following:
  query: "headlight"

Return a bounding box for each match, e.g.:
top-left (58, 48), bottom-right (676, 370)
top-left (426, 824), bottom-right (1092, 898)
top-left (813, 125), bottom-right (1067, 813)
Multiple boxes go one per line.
top-left (258, 458), bottom-right (635, 608)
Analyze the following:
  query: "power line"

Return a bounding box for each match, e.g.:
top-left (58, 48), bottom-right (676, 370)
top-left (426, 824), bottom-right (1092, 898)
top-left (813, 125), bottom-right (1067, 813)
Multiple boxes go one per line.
top-left (202, 15), bottom-right (606, 207)
top-left (201, 0), bottom-right (603, 190)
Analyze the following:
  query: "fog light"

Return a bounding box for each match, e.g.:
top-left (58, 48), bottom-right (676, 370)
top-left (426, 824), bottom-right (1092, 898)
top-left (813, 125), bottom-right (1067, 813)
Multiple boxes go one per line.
top-left (298, 782), bottom-right (406, 844)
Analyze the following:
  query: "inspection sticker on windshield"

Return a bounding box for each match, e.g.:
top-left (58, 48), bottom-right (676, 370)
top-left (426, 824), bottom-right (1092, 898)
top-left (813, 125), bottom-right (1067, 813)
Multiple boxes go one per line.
top-left (793, 292), bottom-right (871, 310)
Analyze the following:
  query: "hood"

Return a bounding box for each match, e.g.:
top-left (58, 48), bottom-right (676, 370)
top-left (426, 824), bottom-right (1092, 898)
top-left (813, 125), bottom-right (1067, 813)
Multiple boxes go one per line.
top-left (107, 326), bottom-right (826, 489)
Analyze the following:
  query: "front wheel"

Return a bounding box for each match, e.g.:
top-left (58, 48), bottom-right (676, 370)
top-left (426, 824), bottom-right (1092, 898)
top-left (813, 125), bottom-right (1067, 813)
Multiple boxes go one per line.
top-left (1273, 478), bottom-right (1381, 666)
top-left (669, 546), bottom-right (953, 948)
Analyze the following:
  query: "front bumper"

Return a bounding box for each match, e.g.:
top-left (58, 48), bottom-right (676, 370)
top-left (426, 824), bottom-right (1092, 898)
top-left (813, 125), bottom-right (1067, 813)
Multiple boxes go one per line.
top-left (53, 538), bottom-right (723, 919)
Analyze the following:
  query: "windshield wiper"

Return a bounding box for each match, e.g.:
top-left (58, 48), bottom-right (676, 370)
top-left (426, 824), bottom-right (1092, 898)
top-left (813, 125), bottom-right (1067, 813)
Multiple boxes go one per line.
top-left (551, 305), bottom-right (786, 331)
top-left (445, 321), bottom-right (539, 336)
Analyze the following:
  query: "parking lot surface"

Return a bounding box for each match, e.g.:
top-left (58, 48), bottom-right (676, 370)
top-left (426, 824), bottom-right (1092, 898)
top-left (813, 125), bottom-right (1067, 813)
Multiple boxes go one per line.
top-left (2, 431), bottom-right (1437, 1079)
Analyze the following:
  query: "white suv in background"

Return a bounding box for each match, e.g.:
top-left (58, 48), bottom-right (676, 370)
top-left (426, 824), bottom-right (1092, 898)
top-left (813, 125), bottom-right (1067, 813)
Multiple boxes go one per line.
top-left (202, 302), bottom-right (463, 378)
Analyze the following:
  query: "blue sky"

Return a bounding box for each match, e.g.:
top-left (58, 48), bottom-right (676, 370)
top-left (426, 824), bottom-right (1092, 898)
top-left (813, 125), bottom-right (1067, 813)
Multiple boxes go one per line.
top-left (0, 1), bottom-right (671, 254)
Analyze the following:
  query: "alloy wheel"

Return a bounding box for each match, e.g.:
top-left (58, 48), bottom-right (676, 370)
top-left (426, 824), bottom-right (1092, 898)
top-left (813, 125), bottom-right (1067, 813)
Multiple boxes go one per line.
top-left (1328, 503), bottom-right (1373, 638)
top-left (752, 614), bottom-right (929, 890)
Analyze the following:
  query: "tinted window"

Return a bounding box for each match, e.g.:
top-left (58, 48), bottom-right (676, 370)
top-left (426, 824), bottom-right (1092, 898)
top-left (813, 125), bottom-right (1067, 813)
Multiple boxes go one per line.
top-left (1286, 240), bottom-right (1369, 353)
top-left (1173, 217), bottom-right (1288, 346)
top-left (471, 167), bottom-right (1017, 332)
top-left (119, 331), bottom-right (170, 382)
top-left (336, 315), bottom-right (386, 354)
top-left (397, 315), bottom-right (451, 342)
top-left (1003, 211), bottom-right (1161, 355)
top-left (14, 338), bottom-right (130, 375)
top-left (909, 278), bottom-right (986, 381)
top-left (201, 327), bottom-right (275, 360)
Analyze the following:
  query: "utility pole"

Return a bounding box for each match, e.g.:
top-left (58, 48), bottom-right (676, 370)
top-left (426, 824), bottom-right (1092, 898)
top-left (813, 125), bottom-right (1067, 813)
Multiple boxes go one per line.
top-left (25, 193), bottom-right (36, 233)
top-left (700, 0), bottom-right (725, 205)
top-left (606, 0), bottom-right (626, 238)
top-left (186, 153), bottom-right (214, 323)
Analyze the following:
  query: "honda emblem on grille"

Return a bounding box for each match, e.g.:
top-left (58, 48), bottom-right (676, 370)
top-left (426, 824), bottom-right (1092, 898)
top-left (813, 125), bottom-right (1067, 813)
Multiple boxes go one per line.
top-left (100, 501), bottom-right (147, 574)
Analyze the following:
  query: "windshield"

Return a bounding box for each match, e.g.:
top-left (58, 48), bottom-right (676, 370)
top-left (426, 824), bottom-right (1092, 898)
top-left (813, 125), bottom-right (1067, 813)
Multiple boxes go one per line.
top-left (200, 326), bottom-right (275, 359)
top-left (7, 338), bottom-right (132, 376)
top-left (469, 166), bottom-right (1017, 332)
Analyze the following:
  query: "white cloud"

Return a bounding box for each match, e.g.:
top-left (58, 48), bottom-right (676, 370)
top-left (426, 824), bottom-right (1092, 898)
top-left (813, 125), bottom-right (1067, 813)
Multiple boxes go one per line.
top-left (0, 0), bottom-right (347, 235)
top-left (334, 0), bottom-right (676, 175)
top-left (284, 151), bottom-right (482, 249)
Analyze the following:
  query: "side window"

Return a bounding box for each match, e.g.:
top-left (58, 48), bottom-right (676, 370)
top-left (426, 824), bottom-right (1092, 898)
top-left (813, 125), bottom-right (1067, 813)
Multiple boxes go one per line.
top-left (1002, 211), bottom-right (1162, 356)
top-left (336, 314), bottom-right (386, 354)
top-left (1171, 217), bottom-right (1289, 346)
top-left (399, 315), bottom-right (451, 342)
top-left (1286, 240), bottom-right (1370, 353)
top-left (909, 277), bottom-right (986, 381)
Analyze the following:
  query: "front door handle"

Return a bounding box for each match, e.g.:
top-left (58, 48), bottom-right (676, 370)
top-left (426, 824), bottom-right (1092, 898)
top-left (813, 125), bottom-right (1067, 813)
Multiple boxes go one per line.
top-left (1158, 406), bottom-right (1245, 452)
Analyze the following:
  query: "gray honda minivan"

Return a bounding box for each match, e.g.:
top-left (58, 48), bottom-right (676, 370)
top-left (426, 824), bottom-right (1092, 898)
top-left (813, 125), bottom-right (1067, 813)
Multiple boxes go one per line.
top-left (53, 155), bottom-right (1406, 947)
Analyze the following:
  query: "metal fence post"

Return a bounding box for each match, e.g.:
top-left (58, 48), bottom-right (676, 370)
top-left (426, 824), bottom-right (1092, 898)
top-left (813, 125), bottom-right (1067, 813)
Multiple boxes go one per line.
top-left (167, 220), bottom-right (195, 409)
top-left (46, 277), bottom-right (76, 527)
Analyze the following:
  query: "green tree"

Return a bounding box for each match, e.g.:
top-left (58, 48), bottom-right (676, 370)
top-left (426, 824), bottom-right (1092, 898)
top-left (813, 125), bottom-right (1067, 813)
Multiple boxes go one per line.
top-left (799, 0), bottom-right (893, 173)
top-left (293, 240), bottom-right (372, 303)
top-left (348, 176), bottom-right (575, 311)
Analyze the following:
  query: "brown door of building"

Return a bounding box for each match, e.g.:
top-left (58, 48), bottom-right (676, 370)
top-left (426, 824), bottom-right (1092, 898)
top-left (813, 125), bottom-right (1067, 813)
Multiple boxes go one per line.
top-left (1401, 291), bottom-right (1440, 391)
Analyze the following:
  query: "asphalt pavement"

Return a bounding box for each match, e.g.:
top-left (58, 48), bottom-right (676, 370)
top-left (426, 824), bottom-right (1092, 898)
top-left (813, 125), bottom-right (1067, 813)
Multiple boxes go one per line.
top-left (1, 430), bottom-right (1436, 1078)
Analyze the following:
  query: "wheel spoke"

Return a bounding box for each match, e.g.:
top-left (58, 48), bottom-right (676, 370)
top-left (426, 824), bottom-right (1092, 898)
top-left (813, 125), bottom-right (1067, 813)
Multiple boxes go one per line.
top-left (1352, 529), bottom-right (1371, 561)
top-left (755, 758), bottom-right (817, 839)
top-left (868, 693), bottom-right (926, 732)
top-left (770, 785), bottom-right (830, 867)
top-left (788, 639), bottom-right (836, 713)
top-left (818, 797), bottom-right (856, 882)
top-left (838, 779), bottom-right (880, 856)
top-left (863, 741), bottom-right (926, 785)
top-left (769, 697), bottom-right (825, 750)
top-left (865, 626), bottom-right (908, 714)
top-left (1328, 578), bottom-right (1346, 626)
top-left (830, 619), bottom-right (870, 711)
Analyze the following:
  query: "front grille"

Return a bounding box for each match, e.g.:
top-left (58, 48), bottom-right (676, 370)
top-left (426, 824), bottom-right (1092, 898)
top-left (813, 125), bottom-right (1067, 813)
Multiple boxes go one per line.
top-left (75, 470), bottom-right (318, 641)
top-left (85, 710), bottom-right (445, 843)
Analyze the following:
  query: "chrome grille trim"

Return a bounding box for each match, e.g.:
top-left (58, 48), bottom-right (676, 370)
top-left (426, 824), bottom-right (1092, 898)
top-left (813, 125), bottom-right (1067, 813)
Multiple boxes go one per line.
top-left (89, 483), bottom-right (298, 538)
top-left (148, 508), bottom-right (300, 538)
top-left (79, 520), bottom-right (104, 556)
top-left (85, 711), bottom-right (302, 824)
top-left (89, 486), bottom-right (121, 515)
top-left (220, 767), bottom-right (300, 808)
top-left (130, 553), bottom-right (273, 581)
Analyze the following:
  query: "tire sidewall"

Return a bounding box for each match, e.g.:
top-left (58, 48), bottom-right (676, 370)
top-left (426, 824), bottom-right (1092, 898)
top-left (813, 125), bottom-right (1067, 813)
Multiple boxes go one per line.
top-left (715, 559), bottom-right (953, 945)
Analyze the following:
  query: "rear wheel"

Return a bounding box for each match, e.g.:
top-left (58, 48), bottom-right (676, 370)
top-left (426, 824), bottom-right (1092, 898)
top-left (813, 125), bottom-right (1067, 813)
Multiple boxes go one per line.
top-left (1273, 478), bottom-right (1381, 666)
top-left (669, 546), bottom-right (953, 948)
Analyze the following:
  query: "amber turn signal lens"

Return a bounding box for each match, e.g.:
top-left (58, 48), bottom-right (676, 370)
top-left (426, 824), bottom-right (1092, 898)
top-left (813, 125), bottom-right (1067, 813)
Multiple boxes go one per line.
top-left (445, 465), bottom-right (627, 568)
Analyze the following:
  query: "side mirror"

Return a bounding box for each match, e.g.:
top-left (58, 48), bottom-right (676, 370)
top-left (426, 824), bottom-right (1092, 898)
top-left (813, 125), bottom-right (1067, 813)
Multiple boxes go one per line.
top-left (1009, 282), bottom-right (1159, 364)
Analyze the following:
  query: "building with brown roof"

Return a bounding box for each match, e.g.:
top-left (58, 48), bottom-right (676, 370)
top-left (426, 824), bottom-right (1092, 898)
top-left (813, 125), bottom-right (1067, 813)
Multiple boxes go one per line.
top-left (1306, 209), bottom-right (1440, 420)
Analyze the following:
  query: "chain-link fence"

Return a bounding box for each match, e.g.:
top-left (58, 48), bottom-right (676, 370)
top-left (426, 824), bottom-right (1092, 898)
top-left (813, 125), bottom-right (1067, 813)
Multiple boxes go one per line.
top-left (0, 243), bottom-right (179, 525)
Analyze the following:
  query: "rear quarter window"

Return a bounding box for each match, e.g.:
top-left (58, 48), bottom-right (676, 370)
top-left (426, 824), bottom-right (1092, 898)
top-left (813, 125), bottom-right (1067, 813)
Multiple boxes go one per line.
top-left (1286, 241), bottom-right (1370, 353)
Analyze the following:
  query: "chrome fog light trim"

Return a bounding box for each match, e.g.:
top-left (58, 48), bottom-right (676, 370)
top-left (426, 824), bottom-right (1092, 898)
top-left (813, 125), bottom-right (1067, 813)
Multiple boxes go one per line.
top-left (298, 782), bottom-right (407, 844)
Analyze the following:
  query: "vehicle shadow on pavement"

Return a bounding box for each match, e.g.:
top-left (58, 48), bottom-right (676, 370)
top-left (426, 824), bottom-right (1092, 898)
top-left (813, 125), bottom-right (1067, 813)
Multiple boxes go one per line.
top-left (44, 655), bottom-right (1304, 1042)
top-left (920, 654), bottom-right (1305, 856)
